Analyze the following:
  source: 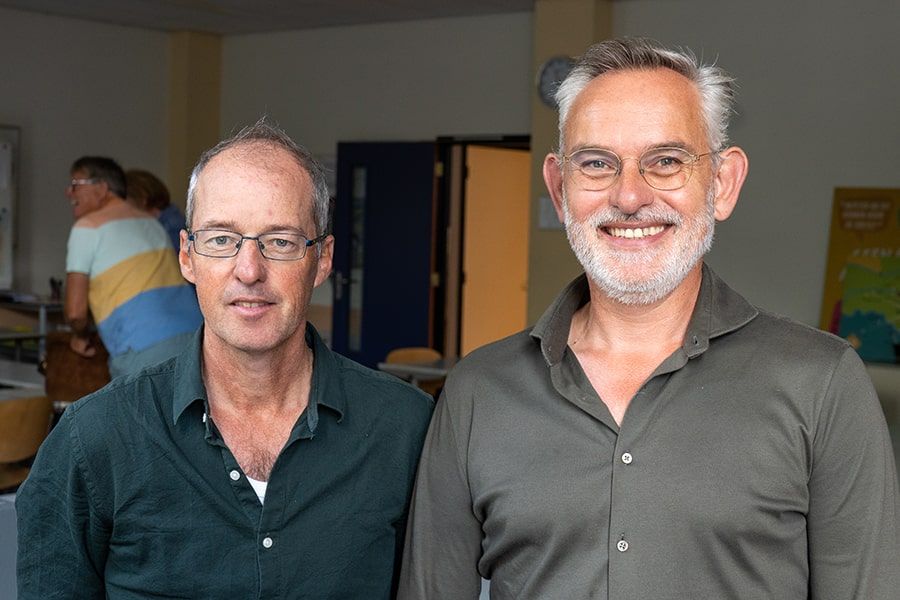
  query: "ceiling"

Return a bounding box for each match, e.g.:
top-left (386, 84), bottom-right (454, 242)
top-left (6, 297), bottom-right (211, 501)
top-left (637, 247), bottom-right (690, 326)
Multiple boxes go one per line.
top-left (0, 0), bottom-right (535, 34)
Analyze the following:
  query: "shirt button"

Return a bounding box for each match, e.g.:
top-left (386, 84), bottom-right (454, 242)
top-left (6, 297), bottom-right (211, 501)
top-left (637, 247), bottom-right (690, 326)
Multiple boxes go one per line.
top-left (621, 452), bottom-right (633, 464)
top-left (229, 469), bottom-right (241, 481)
top-left (262, 537), bottom-right (274, 549)
top-left (617, 540), bottom-right (629, 552)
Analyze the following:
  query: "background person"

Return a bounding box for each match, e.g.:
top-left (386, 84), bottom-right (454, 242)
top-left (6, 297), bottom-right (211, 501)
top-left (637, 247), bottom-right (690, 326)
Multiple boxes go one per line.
top-left (125, 168), bottom-right (186, 250)
top-left (63, 156), bottom-right (202, 378)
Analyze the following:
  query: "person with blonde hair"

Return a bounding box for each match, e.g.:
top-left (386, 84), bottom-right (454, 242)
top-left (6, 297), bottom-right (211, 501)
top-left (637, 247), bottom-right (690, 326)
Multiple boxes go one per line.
top-left (125, 168), bottom-right (186, 250)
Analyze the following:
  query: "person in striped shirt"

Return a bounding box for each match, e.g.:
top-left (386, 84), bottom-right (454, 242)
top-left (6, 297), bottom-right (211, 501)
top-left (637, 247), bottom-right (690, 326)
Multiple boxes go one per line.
top-left (64, 156), bottom-right (202, 378)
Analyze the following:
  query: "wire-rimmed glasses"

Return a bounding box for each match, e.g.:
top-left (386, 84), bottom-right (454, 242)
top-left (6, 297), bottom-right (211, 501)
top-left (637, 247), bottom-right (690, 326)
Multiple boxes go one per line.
top-left (66, 178), bottom-right (100, 192)
top-left (561, 146), bottom-right (716, 191)
top-left (187, 229), bottom-right (327, 261)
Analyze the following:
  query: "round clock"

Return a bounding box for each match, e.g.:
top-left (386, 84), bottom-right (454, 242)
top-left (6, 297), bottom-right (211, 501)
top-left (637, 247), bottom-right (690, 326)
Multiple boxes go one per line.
top-left (537, 55), bottom-right (575, 107)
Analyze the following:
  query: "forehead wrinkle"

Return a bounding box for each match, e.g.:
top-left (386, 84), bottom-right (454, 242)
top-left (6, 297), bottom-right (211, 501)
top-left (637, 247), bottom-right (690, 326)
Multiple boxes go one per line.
top-left (193, 142), bottom-right (313, 227)
top-left (195, 220), bottom-right (311, 236)
top-left (564, 68), bottom-right (707, 154)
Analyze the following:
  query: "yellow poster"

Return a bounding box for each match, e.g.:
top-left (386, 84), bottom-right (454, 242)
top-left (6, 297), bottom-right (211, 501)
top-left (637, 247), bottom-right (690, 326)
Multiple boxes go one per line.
top-left (819, 188), bottom-right (900, 364)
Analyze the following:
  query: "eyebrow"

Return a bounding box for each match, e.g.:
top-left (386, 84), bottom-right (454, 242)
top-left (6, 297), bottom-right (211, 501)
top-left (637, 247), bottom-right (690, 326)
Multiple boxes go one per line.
top-left (567, 140), bottom-right (697, 154)
top-left (194, 222), bottom-right (310, 236)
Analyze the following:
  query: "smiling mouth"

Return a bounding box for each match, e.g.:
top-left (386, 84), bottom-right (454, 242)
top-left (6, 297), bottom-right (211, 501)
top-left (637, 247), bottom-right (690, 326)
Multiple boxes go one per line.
top-left (604, 225), bottom-right (666, 239)
top-left (233, 301), bottom-right (271, 308)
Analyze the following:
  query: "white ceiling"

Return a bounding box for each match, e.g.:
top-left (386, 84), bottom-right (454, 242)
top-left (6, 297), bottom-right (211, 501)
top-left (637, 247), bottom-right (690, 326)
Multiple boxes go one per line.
top-left (0, 0), bottom-right (535, 34)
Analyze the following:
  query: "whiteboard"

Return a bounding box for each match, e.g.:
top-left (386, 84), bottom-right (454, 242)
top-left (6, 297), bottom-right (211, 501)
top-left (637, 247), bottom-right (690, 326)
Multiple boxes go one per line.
top-left (0, 126), bottom-right (18, 290)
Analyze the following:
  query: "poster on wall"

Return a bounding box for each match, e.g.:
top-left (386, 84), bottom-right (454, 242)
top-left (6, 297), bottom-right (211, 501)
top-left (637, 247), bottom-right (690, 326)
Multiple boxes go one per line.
top-left (819, 188), bottom-right (900, 365)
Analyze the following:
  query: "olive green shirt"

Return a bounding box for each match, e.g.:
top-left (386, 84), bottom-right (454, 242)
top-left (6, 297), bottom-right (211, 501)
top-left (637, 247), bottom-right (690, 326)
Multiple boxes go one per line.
top-left (399, 265), bottom-right (899, 599)
top-left (18, 325), bottom-right (433, 599)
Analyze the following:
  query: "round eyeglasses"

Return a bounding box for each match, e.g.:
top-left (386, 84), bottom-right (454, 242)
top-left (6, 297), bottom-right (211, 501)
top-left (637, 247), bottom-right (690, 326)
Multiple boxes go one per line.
top-left (187, 229), bottom-right (327, 261)
top-left (561, 146), bottom-right (717, 191)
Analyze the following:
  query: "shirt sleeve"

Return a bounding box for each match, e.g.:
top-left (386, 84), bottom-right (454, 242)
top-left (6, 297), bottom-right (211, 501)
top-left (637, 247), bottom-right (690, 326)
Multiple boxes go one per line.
top-left (66, 225), bottom-right (99, 275)
top-left (397, 384), bottom-right (484, 599)
top-left (807, 347), bottom-right (900, 599)
top-left (16, 408), bottom-right (110, 598)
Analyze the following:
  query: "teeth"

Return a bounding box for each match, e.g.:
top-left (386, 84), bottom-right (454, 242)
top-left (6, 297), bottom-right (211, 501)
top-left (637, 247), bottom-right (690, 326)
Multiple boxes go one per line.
top-left (607, 225), bottom-right (665, 239)
top-left (235, 301), bottom-right (266, 308)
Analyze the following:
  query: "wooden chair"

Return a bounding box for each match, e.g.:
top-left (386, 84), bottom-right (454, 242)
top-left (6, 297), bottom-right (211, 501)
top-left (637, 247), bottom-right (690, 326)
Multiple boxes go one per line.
top-left (385, 347), bottom-right (445, 398)
top-left (0, 395), bottom-right (53, 492)
top-left (41, 331), bottom-right (110, 411)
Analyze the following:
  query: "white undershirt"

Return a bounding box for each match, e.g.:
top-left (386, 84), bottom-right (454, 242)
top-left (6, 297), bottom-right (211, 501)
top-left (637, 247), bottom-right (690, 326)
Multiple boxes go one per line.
top-left (246, 475), bottom-right (268, 504)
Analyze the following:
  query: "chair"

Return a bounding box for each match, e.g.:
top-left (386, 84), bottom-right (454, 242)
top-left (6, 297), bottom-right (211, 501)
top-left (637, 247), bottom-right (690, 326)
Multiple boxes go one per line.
top-left (41, 331), bottom-right (110, 411)
top-left (0, 395), bottom-right (53, 492)
top-left (384, 347), bottom-right (445, 398)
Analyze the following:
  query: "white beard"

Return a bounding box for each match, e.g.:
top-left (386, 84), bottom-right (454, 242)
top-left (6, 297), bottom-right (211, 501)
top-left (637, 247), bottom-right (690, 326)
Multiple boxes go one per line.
top-left (563, 185), bottom-right (716, 305)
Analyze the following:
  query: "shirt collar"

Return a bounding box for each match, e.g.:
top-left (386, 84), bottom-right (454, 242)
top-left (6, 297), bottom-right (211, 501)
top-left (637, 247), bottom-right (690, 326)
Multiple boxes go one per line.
top-left (172, 323), bottom-right (347, 425)
top-left (531, 263), bottom-right (759, 366)
top-left (172, 327), bottom-right (207, 424)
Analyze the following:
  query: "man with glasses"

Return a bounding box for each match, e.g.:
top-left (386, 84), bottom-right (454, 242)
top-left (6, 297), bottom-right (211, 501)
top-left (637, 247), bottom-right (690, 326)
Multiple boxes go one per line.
top-left (400, 38), bottom-right (898, 599)
top-left (18, 121), bottom-right (434, 598)
top-left (62, 156), bottom-right (202, 378)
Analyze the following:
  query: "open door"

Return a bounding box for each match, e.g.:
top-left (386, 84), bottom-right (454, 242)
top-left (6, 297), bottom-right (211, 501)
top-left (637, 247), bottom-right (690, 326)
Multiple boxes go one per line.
top-left (331, 142), bottom-right (436, 368)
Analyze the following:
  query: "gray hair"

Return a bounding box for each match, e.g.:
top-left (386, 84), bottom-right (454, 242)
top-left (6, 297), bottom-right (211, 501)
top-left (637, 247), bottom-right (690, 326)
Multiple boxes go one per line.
top-left (556, 38), bottom-right (736, 154)
top-left (186, 117), bottom-right (330, 237)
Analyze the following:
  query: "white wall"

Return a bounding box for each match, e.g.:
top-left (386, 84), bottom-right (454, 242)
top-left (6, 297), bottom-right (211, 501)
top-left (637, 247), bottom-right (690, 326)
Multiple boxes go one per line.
top-left (613, 0), bottom-right (900, 327)
top-left (220, 13), bottom-right (533, 157)
top-left (0, 7), bottom-right (169, 294)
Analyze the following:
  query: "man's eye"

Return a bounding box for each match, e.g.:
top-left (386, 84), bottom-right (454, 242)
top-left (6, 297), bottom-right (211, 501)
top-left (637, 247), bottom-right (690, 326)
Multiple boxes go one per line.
top-left (586, 160), bottom-right (612, 169)
top-left (656, 156), bottom-right (682, 167)
top-left (644, 152), bottom-right (688, 172)
top-left (577, 155), bottom-right (616, 172)
top-left (212, 236), bottom-right (231, 246)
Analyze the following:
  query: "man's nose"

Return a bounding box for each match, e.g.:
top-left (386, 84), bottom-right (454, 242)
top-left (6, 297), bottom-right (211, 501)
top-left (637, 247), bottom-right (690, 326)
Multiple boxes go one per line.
top-left (233, 239), bottom-right (267, 283)
top-left (609, 160), bottom-right (654, 214)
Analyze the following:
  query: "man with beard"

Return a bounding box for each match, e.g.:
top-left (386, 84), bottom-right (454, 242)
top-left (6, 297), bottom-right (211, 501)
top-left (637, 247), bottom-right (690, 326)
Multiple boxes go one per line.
top-left (398, 38), bottom-right (898, 599)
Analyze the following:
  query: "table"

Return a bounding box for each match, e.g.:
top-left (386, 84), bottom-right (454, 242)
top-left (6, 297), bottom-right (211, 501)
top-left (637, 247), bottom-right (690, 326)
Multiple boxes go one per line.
top-left (0, 331), bottom-right (44, 363)
top-left (0, 359), bottom-right (43, 391)
top-left (0, 299), bottom-right (63, 359)
top-left (0, 493), bottom-right (17, 600)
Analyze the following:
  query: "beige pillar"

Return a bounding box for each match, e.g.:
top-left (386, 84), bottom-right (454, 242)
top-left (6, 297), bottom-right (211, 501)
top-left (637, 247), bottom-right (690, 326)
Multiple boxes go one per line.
top-left (527, 0), bottom-right (612, 323)
top-left (167, 31), bottom-right (222, 211)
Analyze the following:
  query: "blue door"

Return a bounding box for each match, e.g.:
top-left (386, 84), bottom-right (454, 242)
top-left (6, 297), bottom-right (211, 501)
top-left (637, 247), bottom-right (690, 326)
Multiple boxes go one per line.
top-left (331, 142), bottom-right (436, 367)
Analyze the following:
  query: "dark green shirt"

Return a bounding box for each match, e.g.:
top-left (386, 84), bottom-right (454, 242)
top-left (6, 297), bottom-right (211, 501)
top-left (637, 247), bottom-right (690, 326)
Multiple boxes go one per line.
top-left (399, 265), bottom-right (899, 599)
top-left (18, 325), bottom-right (433, 599)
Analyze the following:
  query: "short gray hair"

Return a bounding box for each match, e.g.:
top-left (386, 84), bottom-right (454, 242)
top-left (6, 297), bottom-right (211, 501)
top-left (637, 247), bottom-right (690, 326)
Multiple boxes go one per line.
top-left (556, 37), bottom-right (736, 154)
top-left (186, 117), bottom-right (330, 237)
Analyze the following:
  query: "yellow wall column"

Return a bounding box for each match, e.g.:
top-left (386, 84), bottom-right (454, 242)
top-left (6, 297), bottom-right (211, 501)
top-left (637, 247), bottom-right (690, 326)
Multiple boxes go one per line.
top-left (168, 31), bottom-right (222, 211)
top-left (527, 0), bottom-right (612, 323)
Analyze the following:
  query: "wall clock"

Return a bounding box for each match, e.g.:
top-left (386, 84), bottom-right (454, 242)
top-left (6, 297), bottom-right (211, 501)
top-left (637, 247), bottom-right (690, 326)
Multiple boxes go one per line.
top-left (537, 55), bottom-right (575, 107)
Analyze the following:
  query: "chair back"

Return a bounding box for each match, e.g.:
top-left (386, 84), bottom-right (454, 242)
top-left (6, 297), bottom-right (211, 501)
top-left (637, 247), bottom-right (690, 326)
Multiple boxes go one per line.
top-left (385, 347), bottom-right (442, 365)
top-left (0, 395), bottom-right (53, 463)
top-left (384, 347), bottom-right (444, 397)
top-left (42, 331), bottom-right (110, 406)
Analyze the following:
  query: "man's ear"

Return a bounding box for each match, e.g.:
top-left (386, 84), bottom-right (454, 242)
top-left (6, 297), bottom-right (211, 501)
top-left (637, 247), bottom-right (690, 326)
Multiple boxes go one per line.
top-left (542, 152), bottom-right (566, 223)
top-left (178, 229), bottom-right (196, 284)
top-left (711, 146), bottom-right (749, 222)
top-left (314, 235), bottom-right (334, 288)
